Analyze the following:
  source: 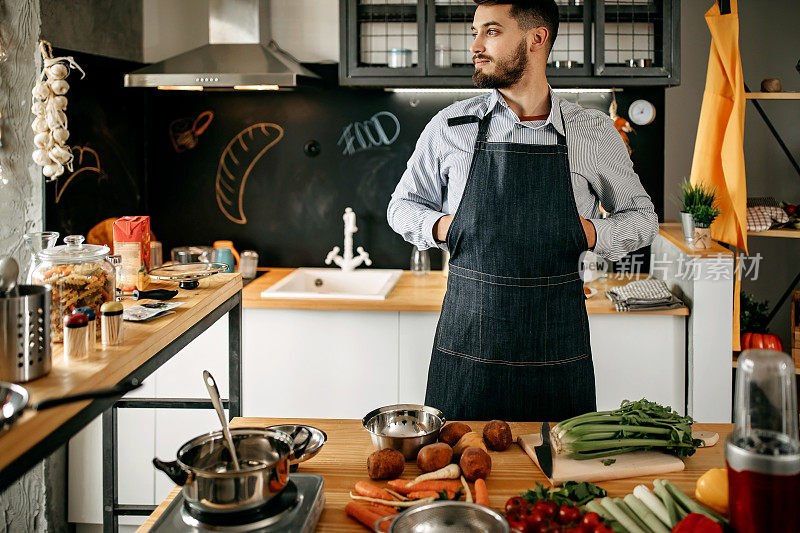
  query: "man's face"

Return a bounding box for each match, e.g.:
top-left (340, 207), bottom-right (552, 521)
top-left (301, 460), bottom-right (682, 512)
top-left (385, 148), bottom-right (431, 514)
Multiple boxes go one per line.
top-left (470, 5), bottom-right (529, 89)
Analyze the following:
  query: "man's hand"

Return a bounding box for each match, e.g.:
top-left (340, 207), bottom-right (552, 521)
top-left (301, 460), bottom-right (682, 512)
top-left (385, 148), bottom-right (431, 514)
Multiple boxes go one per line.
top-left (580, 215), bottom-right (596, 249)
top-left (433, 214), bottom-right (454, 243)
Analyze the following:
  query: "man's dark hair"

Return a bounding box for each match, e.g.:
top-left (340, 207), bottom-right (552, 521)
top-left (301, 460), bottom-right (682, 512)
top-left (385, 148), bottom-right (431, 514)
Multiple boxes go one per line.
top-left (473, 0), bottom-right (559, 52)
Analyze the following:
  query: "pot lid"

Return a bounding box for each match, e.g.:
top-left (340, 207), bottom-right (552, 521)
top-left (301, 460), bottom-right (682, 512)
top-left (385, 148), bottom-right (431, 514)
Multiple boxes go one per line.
top-left (38, 235), bottom-right (109, 263)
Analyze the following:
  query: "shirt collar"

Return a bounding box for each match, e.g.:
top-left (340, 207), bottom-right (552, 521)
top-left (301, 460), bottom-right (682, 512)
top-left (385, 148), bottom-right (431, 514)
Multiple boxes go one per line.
top-left (486, 87), bottom-right (566, 136)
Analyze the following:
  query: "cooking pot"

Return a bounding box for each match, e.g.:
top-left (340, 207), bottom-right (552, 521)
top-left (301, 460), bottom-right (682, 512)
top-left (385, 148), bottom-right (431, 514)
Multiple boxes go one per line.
top-left (153, 427), bottom-right (309, 513)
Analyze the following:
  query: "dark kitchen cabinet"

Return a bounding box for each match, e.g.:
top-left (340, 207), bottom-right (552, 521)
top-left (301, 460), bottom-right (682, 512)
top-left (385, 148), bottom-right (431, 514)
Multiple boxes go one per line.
top-left (339, 0), bottom-right (679, 87)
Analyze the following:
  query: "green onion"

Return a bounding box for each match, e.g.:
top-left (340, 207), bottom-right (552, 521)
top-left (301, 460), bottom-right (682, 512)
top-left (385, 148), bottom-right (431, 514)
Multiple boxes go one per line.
top-left (552, 399), bottom-right (703, 460)
top-left (652, 479), bottom-right (686, 525)
top-left (633, 484), bottom-right (671, 527)
top-left (586, 500), bottom-right (629, 533)
top-left (600, 498), bottom-right (647, 533)
top-left (661, 479), bottom-right (729, 525)
top-left (624, 494), bottom-right (670, 533)
top-left (615, 498), bottom-right (651, 533)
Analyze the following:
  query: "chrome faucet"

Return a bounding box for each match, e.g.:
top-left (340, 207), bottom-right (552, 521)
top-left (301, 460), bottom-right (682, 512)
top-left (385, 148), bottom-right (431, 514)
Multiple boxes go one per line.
top-left (325, 207), bottom-right (372, 271)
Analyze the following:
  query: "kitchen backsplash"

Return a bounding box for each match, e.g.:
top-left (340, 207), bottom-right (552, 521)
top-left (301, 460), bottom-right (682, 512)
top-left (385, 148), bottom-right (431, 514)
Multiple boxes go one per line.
top-left (47, 52), bottom-right (664, 271)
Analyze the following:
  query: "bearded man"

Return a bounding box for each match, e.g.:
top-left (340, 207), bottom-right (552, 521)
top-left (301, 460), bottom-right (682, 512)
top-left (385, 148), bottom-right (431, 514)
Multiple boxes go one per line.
top-left (387, 0), bottom-right (658, 420)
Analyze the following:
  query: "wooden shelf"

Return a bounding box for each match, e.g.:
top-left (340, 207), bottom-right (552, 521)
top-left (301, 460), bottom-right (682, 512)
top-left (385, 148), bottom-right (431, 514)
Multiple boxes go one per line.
top-left (748, 228), bottom-right (800, 239)
top-left (733, 351), bottom-right (800, 375)
top-left (745, 92), bottom-right (800, 100)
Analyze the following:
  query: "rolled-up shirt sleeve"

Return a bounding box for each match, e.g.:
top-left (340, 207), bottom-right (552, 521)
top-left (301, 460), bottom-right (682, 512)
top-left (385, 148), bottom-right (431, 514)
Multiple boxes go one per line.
top-left (587, 118), bottom-right (659, 261)
top-left (387, 112), bottom-right (447, 250)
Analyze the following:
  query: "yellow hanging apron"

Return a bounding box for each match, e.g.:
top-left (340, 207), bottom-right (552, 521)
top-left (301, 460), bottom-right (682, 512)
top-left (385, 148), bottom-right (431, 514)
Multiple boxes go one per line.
top-left (689, 0), bottom-right (747, 349)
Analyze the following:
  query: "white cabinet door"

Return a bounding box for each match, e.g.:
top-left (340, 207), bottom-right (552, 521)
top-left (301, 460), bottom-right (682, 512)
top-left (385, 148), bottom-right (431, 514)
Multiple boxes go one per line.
top-left (589, 314), bottom-right (685, 413)
top-left (398, 312), bottom-right (439, 404)
top-left (243, 309), bottom-right (399, 419)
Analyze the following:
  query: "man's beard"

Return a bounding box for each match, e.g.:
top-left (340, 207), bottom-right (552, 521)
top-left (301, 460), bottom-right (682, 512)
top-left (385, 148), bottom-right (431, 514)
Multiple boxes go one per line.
top-left (472, 39), bottom-right (528, 89)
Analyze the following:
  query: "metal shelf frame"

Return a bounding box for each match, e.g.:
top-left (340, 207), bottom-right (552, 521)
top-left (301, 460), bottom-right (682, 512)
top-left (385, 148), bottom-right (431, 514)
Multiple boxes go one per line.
top-left (101, 291), bottom-right (243, 533)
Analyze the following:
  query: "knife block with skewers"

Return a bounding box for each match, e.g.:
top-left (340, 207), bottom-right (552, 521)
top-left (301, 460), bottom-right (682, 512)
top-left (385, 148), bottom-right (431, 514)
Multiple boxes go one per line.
top-left (517, 431), bottom-right (718, 486)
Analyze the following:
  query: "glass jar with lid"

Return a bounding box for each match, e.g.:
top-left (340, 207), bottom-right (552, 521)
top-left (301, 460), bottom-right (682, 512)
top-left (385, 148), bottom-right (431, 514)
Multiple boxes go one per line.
top-left (30, 235), bottom-right (115, 342)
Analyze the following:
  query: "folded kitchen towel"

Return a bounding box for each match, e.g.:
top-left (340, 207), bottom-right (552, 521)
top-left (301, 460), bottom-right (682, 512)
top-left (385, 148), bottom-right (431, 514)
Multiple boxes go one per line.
top-left (746, 205), bottom-right (788, 232)
top-left (606, 278), bottom-right (684, 312)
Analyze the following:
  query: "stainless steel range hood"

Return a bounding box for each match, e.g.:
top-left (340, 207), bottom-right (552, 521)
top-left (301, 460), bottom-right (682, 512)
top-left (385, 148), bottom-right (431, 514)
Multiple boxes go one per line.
top-left (125, 0), bottom-right (320, 89)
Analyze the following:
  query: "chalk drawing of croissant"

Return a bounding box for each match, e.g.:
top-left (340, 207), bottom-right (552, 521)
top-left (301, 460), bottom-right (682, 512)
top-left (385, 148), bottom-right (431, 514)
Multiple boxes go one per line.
top-left (215, 123), bottom-right (284, 224)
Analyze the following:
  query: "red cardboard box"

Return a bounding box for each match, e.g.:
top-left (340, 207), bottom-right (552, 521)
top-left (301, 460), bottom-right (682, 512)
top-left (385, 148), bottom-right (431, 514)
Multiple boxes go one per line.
top-left (113, 216), bottom-right (151, 291)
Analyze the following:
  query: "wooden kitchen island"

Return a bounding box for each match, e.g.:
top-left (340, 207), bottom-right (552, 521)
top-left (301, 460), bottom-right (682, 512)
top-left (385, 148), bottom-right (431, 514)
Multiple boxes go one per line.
top-left (141, 418), bottom-right (731, 532)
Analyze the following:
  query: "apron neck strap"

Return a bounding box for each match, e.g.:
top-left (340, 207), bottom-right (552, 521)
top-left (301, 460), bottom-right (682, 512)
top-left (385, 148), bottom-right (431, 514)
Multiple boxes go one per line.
top-left (477, 110), bottom-right (493, 142)
top-left (556, 130), bottom-right (567, 146)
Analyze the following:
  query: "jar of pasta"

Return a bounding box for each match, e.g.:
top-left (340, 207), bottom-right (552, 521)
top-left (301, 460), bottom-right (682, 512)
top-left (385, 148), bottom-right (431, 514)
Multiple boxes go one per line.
top-left (30, 235), bottom-right (114, 343)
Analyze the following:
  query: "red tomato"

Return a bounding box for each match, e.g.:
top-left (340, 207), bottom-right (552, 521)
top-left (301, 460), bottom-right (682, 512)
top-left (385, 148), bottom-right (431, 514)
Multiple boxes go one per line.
top-left (751, 333), bottom-right (765, 349)
top-left (564, 527), bottom-right (583, 533)
top-left (506, 512), bottom-right (529, 533)
top-left (591, 525), bottom-right (614, 533)
top-left (557, 505), bottom-right (582, 525)
top-left (505, 497), bottom-right (528, 514)
top-left (525, 509), bottom-right (547, 529)
top-left (581, 512), bottom-right (602, 528)
top-left (533, 500), bottom-right (558, 520)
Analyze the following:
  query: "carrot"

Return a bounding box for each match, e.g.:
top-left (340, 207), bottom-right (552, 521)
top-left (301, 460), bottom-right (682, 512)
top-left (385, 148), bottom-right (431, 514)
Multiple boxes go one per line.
top-left (345, 502), bottom-right (391, 531)
top-left (407, 489), bottom-right (458, 500)
top-left (355, 481), bottom-right (395, 501)
top-left (369, 502), bottom-right (399, 516)
top-left (387, 479), bottom-right (462, 495)
top-left (474, 478), bottom-right (489, 506)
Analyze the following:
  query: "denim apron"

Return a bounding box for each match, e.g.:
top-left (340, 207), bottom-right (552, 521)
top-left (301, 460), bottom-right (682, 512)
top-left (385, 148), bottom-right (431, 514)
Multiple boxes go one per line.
top-left (424, 105), bottom-right (596, 421)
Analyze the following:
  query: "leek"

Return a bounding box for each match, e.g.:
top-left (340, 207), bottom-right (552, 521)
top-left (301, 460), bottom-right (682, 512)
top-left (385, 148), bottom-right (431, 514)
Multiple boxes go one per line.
top-left (552, 399), bottom-right (703, 459)
top-left (624, 494), bottom-right (670, 533)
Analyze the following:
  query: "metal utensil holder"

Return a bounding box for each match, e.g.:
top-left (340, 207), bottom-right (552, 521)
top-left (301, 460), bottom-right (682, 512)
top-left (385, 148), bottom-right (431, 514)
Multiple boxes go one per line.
top-left (0, 285), bottom-right (51, 382)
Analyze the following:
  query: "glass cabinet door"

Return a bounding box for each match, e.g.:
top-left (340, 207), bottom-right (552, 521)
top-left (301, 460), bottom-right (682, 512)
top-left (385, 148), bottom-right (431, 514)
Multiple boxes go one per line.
top-left (425, 0), bottom-right (476, 76)
top-left (546, 0), bottom-right (593, 77)
top-left (346, 0), bottom-right (426, 77)
top-left (595, 0), bottom-right (676, 78)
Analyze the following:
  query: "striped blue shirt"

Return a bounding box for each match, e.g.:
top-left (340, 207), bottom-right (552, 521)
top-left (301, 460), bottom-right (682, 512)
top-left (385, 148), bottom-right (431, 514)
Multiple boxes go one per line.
top-left (387, 89), bottom-right (659, 262)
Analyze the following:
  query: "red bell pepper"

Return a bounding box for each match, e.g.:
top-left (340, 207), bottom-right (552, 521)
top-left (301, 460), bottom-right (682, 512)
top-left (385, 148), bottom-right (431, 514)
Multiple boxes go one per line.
top-left (671, 513), bottom-right (723, 533)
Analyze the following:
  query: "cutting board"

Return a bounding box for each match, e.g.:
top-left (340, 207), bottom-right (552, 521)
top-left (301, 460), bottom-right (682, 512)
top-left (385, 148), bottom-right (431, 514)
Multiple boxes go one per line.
top-left (518, 434), bottom-right (688, 486)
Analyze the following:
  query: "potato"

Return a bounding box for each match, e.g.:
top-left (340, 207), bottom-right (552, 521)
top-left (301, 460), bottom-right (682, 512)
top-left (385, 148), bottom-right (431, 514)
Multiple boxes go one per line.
top-left (453, 431), bottom-right (488, 456)
top-left (416, 442), bottom-right (453, 473)
top-left (367, 448), bottom-right (405, 480)
top-left (459, 446), bottom-right (492, 481)
top-left (483, 420), bottom-right (513, 451)
top-left (439, 422), bottom-right (472, 446)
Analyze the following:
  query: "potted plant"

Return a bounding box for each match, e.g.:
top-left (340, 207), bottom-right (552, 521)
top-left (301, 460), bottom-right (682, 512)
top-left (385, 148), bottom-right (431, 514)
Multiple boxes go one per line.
top-left (678, 180), bottom-right (720, 248)
top-left (689, 204), bottom-right (722, 248)
top-left (678, 179), bottom-right (711, 244)
top-left (739, 292), bottom-right (783, 352)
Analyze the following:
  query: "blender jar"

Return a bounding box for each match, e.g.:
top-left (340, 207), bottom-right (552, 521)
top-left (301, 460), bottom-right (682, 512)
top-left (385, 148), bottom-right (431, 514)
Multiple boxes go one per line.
top-left (726, 349), bottom-right (800, 532)
top-left (30, 235), bottom-right (114, 342)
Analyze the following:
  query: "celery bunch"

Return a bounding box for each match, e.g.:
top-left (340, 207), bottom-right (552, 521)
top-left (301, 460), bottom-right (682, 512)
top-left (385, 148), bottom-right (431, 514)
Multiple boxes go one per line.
top-left (552, 399), bottom-right (703, 460)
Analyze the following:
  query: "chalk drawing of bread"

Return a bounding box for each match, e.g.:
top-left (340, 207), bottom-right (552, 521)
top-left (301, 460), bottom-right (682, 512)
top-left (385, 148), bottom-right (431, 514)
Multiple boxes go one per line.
top-left (215, 123), bottom-right (284, 224)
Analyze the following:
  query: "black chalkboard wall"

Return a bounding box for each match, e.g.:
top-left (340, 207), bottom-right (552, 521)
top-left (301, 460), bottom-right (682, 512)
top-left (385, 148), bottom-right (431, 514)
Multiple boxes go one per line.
top-left (44, 50), bottom-right (665, 271)
top-left (145, 85), bottom-right (664, 270)
top-left (44, 49), bottom-right (146, 236)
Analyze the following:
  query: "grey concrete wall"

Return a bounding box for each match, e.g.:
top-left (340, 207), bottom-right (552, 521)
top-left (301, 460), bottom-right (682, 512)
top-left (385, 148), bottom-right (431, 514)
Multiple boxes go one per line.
top-left (665, 0), bottom-right (800, 348)
top-left (40, 0), bottom-right (143, 62)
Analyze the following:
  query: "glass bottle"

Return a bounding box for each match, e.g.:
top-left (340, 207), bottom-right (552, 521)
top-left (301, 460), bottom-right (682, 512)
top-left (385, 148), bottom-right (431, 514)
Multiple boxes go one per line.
top-left (410, 246), bottom-right (430, 276)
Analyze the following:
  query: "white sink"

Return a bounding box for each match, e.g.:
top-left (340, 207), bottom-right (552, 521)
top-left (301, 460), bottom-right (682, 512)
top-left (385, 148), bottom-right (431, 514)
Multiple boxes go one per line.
top-left (260, 268), bottom-right (403, 300)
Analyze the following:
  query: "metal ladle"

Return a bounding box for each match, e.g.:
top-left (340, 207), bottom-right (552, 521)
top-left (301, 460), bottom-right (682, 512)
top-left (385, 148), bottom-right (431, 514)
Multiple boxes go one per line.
top-left (0, 256), bottom-right (19, 296)
top-left (203, 370), bottom-right (240, 471)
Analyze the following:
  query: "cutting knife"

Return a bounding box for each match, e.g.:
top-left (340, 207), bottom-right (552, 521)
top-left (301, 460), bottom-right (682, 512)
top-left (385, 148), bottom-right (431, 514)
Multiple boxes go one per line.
top-left (117, 289), bottom-right (178, 301)
top-left (535, 421), bottom-right (554, 479)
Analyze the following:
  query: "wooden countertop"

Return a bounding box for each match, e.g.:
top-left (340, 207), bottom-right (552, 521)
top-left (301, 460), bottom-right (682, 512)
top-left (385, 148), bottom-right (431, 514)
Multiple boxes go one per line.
top-left (658, 222), bottom-right (734, 259)
top-left (244, 269), bottom-right (688, 316)
top-left (140, 418), bottom-right (730, 532)
top-left (0, 273), bottom-right (242, 477)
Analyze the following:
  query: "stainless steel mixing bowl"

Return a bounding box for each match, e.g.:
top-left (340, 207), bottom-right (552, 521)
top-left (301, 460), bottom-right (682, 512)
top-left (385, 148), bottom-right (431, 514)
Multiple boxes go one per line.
top-left (362, 404), bottom-right (446, 459)
top-left (374, 501), bottom-right (510, 532)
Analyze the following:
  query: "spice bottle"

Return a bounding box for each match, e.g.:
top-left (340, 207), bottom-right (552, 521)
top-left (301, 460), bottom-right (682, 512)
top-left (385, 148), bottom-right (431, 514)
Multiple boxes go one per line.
top-left (101, 301), bottom-right (124, 346)
top-left (63, 312), bottom-right (89, 361)
top-left (74, 306), bottom-right (97, 351)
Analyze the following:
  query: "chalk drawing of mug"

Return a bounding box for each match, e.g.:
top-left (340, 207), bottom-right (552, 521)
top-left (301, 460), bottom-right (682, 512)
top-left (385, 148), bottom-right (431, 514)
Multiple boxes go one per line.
top-left (169, 110), bottom-right (214, 152)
